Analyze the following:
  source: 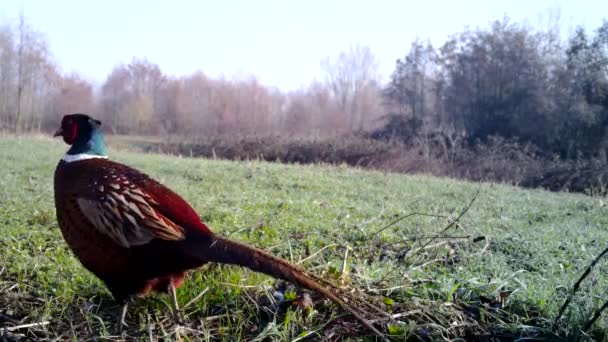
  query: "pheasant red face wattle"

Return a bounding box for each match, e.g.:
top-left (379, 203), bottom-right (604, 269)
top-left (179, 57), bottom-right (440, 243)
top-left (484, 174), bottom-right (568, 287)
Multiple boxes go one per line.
top-left (61, 116), bottom-right (78, 144)
top-left (53, 115), bottom-right (79, 144)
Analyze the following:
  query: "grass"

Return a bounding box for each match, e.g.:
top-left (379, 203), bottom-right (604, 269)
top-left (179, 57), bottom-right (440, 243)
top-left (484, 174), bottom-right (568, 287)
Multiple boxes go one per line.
top-left (1, 135), bottom-right (608, 341)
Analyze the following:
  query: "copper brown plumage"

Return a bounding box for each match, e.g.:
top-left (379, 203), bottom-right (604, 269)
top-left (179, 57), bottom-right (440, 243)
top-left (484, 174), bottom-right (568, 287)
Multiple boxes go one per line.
top-left (52, 113), bottom-right (385, 338)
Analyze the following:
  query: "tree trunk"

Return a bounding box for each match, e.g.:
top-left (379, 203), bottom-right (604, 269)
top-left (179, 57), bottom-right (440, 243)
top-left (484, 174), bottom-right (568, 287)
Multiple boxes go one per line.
top-left (15, 13), bottom-right (25, 134)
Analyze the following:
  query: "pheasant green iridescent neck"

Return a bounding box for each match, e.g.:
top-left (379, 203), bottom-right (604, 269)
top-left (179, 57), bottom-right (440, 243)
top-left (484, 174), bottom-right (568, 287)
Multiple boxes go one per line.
top-left (66, 126), bottom-right (108, 156)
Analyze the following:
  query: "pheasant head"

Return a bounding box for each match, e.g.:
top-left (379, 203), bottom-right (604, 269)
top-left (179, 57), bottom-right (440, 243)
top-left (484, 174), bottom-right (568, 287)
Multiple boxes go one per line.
top-left (54, 113), bottom-right (107, 157)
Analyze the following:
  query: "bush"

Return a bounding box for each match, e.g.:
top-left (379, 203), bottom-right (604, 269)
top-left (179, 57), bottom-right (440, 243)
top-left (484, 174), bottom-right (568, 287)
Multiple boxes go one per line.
top-left (110, 134), bottom-right (608, 196)
top-left (129, 134), bottom-right (393, 166)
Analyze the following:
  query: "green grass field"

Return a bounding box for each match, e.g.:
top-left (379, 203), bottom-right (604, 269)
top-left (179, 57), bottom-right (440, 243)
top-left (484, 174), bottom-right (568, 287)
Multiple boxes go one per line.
top-left (1, 136), bottom-right (608, 341)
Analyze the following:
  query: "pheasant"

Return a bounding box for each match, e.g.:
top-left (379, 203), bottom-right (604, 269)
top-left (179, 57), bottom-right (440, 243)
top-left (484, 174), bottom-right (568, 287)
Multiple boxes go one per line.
top-left (52, 113), bottom-right (384, 338)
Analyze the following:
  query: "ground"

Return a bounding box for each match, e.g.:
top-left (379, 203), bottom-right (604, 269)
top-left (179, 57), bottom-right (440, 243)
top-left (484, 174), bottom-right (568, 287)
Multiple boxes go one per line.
top-left (1, 136), bottom-right (607, 341)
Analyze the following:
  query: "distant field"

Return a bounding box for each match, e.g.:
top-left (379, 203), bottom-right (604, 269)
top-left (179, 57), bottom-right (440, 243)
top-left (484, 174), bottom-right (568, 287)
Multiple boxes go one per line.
top-left (1, 136), bottom-right (608, 341)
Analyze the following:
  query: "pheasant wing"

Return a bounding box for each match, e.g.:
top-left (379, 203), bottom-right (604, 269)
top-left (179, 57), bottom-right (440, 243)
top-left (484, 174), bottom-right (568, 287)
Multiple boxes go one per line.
top-left (77, 181), bottom-right (186, 248)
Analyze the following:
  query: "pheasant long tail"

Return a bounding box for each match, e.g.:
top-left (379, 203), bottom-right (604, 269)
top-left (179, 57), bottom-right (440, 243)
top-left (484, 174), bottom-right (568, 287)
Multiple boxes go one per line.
top-left (190, 234), bottom-right (385, 339)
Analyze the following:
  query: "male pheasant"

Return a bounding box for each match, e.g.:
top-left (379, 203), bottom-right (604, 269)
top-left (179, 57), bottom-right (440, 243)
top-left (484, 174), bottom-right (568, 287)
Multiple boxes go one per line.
top-left (52, 113), bottom-right (383, 337)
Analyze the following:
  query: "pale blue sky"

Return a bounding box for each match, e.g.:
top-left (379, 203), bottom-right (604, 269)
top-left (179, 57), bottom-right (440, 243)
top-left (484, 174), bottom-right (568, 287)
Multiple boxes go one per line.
top-left (1, 0), bottom-right (606, 90)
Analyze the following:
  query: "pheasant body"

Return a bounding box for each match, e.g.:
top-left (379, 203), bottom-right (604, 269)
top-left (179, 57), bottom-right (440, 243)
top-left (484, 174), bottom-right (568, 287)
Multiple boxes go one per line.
top-left (51, 113), bottom-right (384, 338)
top-left (54, 157), bottom-right (210, 302)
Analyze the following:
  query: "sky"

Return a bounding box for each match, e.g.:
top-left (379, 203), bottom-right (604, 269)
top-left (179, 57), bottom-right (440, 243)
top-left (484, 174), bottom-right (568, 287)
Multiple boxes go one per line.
top-left (0, 0), bottom-right (606, 91)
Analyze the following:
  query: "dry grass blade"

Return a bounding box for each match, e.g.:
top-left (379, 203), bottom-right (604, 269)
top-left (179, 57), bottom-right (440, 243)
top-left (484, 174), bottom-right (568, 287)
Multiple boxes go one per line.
top-left (183, 286), bottom-right (209, 310)
top-left (297, 243), bottom-right (338, 264)
top-left (4, 321), bottom-right (50, 332)
top-left (340, 246), bottom-right (350, 283)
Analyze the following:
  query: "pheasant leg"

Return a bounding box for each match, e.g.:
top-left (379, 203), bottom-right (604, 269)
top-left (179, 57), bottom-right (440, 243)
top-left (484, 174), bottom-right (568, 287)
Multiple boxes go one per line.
top-left (119, 302), bottom-right (129, 331)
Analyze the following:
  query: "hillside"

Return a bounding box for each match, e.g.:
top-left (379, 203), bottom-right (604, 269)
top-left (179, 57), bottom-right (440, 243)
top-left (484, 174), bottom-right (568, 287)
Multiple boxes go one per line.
top-left (1, 136), bottom-right (607, 341)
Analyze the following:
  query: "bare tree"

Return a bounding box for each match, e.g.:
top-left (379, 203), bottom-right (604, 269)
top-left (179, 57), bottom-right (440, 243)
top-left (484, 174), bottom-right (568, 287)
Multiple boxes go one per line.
top-left (15, 12), bottom-right (25, 133)
top-left (100, 58), bottom-right (166, 134)
top-left (0, 24), bottom-right (16, 130)
top-left (385, 39), bottom-right (437, 120)
top-left (175, 71), bottom-right (213, 134)
top-left (52, 73), bottom-right (94, 123)
top-left (0, 13), bottom-right (58, 133)
top-left (100, 64), bottom-right (130, 134)
top-left (321, 44), bottom-right (381, 132)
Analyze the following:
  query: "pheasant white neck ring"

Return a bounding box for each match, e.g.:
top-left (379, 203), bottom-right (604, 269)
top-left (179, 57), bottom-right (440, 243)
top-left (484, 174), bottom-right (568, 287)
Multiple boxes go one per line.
top-left (62, 153), bottom-right (109, 163)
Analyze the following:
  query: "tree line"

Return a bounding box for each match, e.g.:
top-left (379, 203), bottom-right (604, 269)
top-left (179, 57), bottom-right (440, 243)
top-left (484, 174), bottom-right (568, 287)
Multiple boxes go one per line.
top-left (1, 14), bottom-right (607, 159)
top-left (383, 17), bottom-right (608, 159)
top-left (0, 15), bottom-right (383, 137)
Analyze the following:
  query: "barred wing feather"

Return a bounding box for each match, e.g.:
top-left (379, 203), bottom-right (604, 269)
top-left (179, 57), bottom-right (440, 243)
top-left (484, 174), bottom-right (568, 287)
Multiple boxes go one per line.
top-left (77, 183), bottom-right (186, 248)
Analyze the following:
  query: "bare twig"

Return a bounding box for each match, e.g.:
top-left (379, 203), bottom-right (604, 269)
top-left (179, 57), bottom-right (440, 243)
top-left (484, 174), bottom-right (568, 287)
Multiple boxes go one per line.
top-left (553, 244), bottom-right (608, 330)
top-left (404, 189), bottom-right (479, 263)
top-left (582, 298), bottom-right (608, 334)
top-left (383, 235), bottom-right (471, 246)
top-left (369, 212), bottom-right (448, 238)
top-left (377, 188), bottom-right (480, 283)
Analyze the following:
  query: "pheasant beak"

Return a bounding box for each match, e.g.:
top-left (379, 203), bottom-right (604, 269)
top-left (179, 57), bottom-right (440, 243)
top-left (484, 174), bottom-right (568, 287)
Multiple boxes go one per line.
top-left (53, 128), bottom-right (63, 137)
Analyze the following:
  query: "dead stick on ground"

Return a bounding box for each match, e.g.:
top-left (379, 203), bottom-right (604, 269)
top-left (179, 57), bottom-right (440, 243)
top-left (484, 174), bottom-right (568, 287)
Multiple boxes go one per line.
top-left (554, 244), bottom-right (608, 330)
top-left (581, 298), bottom-right (608, 338)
